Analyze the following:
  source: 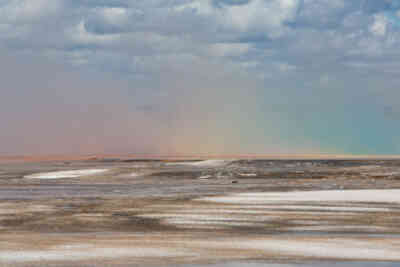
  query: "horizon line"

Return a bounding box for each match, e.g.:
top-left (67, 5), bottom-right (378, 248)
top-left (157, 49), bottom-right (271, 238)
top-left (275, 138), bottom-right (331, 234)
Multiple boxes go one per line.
top-left (2, 153), bottom-right (400, 163)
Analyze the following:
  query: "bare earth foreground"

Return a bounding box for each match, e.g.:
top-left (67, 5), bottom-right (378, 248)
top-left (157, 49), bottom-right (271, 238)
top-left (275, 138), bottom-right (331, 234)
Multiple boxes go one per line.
top-left (1, 157), bottom-right (400, 266)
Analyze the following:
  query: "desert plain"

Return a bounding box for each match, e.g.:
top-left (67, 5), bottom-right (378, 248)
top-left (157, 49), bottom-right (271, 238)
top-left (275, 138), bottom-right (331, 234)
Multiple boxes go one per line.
top-left (1, 157), bottom-right (400, 266)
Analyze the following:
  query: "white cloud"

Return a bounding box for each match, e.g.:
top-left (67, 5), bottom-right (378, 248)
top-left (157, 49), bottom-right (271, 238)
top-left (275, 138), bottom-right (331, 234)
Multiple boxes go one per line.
top-left (97, 7), bottom-right (130, 25)
top-left (370, 13), bottom-right (388, 36)
top-left (0, 0), bottom-right (62, 23)
top-left (173, 1), bottom-right (213, 15)
top-left (208, 43), bottom-right (251, 57)
top-left (175, 0), bottom-right (300, 38)
top-left (224, 0), bottom-right (298, 35)
top-left (2, 0), bottom-right (400, 89)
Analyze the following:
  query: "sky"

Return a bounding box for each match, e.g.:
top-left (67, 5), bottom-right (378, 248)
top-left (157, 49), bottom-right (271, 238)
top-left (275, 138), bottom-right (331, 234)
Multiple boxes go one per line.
top-left (1, 0), bottom-right (400, 156)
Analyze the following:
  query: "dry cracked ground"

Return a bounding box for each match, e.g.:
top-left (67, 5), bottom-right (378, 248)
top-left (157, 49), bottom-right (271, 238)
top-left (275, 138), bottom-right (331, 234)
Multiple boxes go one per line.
top-left (1, 158), bottom-right (400, 267)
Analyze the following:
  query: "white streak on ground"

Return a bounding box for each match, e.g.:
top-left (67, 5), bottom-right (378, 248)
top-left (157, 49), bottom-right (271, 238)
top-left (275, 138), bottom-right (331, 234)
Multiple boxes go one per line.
top-left (238, 173), bottom-right (257, 177)
top-left (238, 205), bottom-right (390, 212)
top-left (160, 206), bottom-right (391, 213)
top-left (285, 225), bottom-right (390, 232)
top-left (0, 247), bottom-right (193, 262)
top-left (199, 190), bottom-right (400, 204)
top-left (142, 190), bottom-right (400, 237)
top-left (138, 213), bottom-right (278, 225)
top-left (199, 175), bottom-right (213, 179)
top-left (230, 239), bottom-right (400, 261)
top-left (166, 160), bottom-right (232, 167)
top-left (24, 169), bottom-right (109, 179)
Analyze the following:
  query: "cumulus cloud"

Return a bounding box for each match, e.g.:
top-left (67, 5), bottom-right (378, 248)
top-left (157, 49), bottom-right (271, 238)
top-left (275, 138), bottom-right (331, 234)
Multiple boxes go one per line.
top-left (0, 0), bottom-right (62, 23)
top-left (208, 43), bottom-right (251, 57)
top-left (175, 0), bottom-right (300, 38)
top-left (370, 13), bottom-right (389, 36)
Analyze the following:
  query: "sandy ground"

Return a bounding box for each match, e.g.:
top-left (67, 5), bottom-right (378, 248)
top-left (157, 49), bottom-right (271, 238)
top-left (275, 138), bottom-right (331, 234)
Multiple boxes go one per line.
top-left (1, 158), bottom-right (400, 266)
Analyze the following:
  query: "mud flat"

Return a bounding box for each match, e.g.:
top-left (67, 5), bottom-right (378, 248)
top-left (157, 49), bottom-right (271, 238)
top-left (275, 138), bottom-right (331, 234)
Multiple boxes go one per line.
top-left (1, 159), bottom-right (400, 266)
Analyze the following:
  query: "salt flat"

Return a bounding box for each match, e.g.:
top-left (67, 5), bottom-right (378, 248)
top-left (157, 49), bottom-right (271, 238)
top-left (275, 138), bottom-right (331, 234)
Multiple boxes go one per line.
top-left (1, 158), bottom-right (400, 266)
